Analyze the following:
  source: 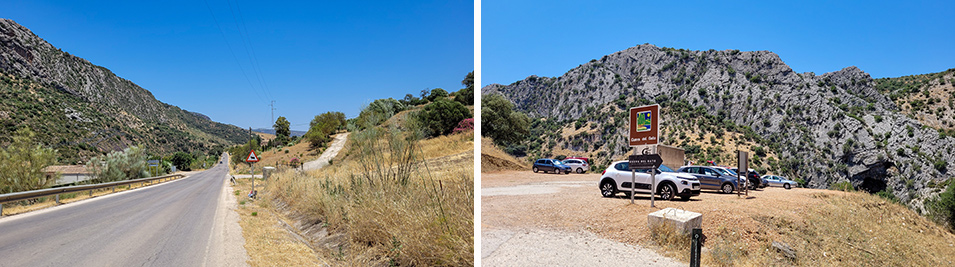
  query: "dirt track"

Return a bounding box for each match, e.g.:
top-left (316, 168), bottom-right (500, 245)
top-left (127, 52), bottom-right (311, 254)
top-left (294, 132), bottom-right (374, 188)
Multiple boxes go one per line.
top-left (481, 170), bottom-right (825, 265)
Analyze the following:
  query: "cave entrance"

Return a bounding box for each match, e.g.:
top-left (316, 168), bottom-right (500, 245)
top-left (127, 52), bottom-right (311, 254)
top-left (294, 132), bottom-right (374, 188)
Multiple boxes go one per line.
top-left (858, 177), bottom-right (887, 193)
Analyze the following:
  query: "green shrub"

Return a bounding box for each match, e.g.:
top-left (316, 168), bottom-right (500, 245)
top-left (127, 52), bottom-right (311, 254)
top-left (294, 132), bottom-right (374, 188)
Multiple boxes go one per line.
top-left (416, 99), bottom-right (471, 137)
top-left (426, 88), bottom-right (448, 102)
top-left (876, 190), bottom-right (899, 203)
top-left (831, 181), bottom-right (854, 192)
top-left (926, 179), bottom-right (955, 232)
top-left (482, 94), bottom-right (530, 147)
top-left (0, 128), bottom-right (58, 193)
top-left (87, 146), bottom-right (147, 183)
top-left (454, 72), bottom-right (474, 106)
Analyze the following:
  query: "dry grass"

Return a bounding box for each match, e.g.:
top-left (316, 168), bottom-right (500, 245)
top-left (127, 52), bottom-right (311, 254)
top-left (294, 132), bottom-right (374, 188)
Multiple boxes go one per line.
top-left (483, 172), bottom-right (955, 267)
top-left (230, 135), bottom-right (330, 175)
top-left (481, 137), bottom-right (528, 173)
top-left (232, 177), bottom-right (325, 266)
top-left (257, 126), bottom-right (473, 266)
top-left (0, 176), bottom-right (181, 216)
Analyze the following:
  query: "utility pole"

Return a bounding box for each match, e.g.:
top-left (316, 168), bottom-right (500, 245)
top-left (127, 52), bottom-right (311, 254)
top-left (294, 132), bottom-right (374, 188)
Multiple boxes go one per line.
top-left (269, 100), bottom-right (276, 125)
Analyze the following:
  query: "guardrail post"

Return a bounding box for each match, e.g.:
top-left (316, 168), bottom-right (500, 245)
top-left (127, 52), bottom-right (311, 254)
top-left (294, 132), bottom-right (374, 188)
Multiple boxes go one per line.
top-left (112, 186), bottom-right (116, 193)
top-left (1, 203), bottom-right (4, 216)
top-left (55, 194), bottom-right (60, 205)
top-left (89, 189), bottom-right (92, 197)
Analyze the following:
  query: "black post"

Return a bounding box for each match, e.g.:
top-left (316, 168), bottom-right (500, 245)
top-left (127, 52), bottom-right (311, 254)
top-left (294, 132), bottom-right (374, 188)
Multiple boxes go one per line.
top-left (690, 228), bottom-right (703, 267)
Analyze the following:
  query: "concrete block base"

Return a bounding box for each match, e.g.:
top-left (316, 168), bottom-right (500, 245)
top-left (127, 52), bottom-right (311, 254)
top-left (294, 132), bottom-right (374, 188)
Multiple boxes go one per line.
top-left (648, 208), bottom-right (702, 234)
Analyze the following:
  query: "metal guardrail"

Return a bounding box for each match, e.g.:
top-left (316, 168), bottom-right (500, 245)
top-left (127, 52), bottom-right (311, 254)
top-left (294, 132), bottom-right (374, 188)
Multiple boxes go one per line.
top-left (0, 173), bottom-right (185, 216)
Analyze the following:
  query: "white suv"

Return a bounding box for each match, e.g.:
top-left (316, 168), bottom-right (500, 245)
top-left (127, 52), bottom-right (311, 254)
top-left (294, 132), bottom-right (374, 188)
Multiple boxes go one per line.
top-left (599, 160), bottom-right (701, 201)
top-left (561, 158), bottom-right (589, 173)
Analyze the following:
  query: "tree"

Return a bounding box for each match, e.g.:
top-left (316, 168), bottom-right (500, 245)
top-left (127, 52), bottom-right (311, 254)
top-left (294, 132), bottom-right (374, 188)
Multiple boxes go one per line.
top-left (416, 98), bottom-right (471, 137)
top-left (170, 151), bottom-right (194, 171)
top-left (273, 116), bottom-right (291, 146)
top-left (0, 128), bottom-right (57, 193)
top-left (87, 146), bottom-right (147, 183)
top-left (427, 88), bottom-right (449, 102)
top-left (306, 111), bottom-right (347, 148)
top-left (357, 98), bottom-right (405, 128)
top-left (455, 71), bottom-right (474, 105)
top-left (482, 94), bottom-right (530, 146)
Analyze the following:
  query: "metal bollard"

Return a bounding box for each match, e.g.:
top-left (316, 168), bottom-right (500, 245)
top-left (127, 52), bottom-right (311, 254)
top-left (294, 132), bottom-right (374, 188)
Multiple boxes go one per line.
top-left (690, 228), bottom-right (704, 267)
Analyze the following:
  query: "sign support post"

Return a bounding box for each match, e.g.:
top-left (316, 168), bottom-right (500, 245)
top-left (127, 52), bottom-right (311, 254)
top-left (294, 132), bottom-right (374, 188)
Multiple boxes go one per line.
top-left (628, 104), bottom-right (660, 207)
top-left (245, 150), bottom-right (260, 198)
top-left (738, 150), bottom-right (748, 197)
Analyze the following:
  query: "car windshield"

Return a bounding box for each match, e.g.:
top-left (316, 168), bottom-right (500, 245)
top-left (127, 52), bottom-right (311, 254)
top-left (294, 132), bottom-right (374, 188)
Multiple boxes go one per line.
top-left (716, 168), bottom-right (735, 176)
top-left (553, 160), bottom-right (563, 165)
top-left (659, 165), bottom-right (676, 172)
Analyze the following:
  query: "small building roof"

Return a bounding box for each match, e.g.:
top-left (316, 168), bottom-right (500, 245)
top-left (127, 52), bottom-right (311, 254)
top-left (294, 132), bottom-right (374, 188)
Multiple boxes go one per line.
top-left (42, 165), bottom-right (91, 174)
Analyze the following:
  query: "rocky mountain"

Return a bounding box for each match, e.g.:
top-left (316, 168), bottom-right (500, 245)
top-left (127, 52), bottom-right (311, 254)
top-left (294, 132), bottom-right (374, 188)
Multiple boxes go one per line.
top-left (0, 18), bottom-right (247, 162)
top-left (483, 44), bottom-right (954, 208)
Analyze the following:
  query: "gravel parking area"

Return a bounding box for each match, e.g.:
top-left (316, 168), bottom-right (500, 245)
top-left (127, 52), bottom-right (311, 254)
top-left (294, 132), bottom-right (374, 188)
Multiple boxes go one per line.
top-left (481, 170), bottom-right (813, 266)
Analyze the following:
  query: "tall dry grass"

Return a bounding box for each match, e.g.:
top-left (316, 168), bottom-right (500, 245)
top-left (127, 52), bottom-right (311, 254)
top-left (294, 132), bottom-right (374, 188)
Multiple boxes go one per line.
top-left (265, 121), bottom-right (473, 265)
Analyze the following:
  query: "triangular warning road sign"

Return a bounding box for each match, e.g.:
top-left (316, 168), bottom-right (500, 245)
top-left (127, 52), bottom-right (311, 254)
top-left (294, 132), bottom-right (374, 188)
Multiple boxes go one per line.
top-left (246, 150), bottom-right (260, 162)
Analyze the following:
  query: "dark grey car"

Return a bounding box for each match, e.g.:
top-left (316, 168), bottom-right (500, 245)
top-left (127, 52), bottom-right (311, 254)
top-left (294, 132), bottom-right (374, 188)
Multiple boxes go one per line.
top-left (677, 166), bottom-right (740, 193)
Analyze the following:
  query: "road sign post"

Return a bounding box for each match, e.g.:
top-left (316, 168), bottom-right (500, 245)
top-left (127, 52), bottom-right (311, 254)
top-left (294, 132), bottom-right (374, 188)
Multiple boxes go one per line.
top-left (246, 150), bottom-right (260, 197)
top-left (629, 104), bottom-right (660, 206)
top-left (738, 151), bottom-right (748, 197)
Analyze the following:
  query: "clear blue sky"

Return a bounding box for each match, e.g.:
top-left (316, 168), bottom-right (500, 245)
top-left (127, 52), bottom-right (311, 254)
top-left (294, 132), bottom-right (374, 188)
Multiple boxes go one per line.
top-left (5, 0), bottom-right (473, 131)
top-left (483, 0), bottom-right (954, 86)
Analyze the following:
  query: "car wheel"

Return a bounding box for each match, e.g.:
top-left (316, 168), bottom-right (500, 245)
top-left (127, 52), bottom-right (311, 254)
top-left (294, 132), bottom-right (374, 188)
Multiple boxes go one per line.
top-left (533, 167), bottom-right (538, 173)
top-left (784, 183), bottom-right (791, 190)
top-left (576, 168), bottom-right (584, 174)
top-left (721, 183), bottom-right (734, 194)
top-left (600, 181), bottom-right (617, 197)
top-left (659, 183), bottom-right (675, 200)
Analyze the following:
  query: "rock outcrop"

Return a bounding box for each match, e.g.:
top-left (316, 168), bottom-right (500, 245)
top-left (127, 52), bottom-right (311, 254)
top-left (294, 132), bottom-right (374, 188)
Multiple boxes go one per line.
top-left (484, 44), bottom-right (954, 206)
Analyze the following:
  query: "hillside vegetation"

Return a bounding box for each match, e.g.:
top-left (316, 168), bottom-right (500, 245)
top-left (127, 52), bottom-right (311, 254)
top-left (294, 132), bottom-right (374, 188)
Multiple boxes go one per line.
top-left (0, 19), bottom-right (246, 163)
top-left (237, 75), bottom-right (474, 266)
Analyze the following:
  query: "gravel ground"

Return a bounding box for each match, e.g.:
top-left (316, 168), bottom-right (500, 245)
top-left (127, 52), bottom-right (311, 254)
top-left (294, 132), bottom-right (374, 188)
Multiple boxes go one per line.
top-left (482, 171), bottom-right (686, 266)
top-left (481, 170), bottom-right (822, 266)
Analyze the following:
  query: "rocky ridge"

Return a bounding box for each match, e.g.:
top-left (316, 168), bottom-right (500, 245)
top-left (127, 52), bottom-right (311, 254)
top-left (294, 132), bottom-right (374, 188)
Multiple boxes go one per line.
top-left (483, 44), bottom-right (954, 207)
top-left (0, 18), bottom-right (247, 161)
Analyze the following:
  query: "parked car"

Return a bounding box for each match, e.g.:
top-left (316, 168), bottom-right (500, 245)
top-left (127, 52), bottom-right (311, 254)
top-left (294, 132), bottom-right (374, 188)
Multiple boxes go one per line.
top-left (565, 156), bottom-right (590, 163)
top-left (533, 158), bottom-right (571, 174)
top-left (729, 168), bottom-right (765, 189)
top-left (599, 161), bottom-right (701, 200)
top-left (561, 158), bottom-right (589, 173)
top-left (761, 175), bottom-right (798, 189)
top-left (677, 166), bottom-right (740, 194)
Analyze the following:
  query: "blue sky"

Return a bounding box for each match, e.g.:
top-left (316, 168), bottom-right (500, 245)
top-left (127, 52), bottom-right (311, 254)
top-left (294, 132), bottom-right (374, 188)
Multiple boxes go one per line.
top-left (5, 0), bottom-right (473, 131)
top-left (483, 0), bottom-right (955, 86)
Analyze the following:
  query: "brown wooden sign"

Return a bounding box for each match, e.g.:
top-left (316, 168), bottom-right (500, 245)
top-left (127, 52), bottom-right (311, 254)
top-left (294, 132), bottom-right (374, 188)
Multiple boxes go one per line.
top-left (629, 104), bottom-right (659, 146)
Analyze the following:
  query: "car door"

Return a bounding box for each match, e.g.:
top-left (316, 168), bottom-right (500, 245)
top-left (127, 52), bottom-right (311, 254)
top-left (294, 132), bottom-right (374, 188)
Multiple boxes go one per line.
top-left (701, 167), bottom-right (723, 189)
top-left (613, 162), bottom-right (651, 193)
top-left (771, 176), bottom-right (783, 187)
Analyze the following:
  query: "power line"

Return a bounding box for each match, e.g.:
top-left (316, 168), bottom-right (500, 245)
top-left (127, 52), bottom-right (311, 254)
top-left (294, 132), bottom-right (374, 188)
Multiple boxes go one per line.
top-left (202, 0), bottom-right (269, 106)
top-left (226, 0), bottom-right (274, 102)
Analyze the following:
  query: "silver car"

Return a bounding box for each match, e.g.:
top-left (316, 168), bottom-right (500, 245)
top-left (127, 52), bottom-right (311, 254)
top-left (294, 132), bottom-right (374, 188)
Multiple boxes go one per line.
top-left (561, 159), bottom-right (589, 174)
top-left (761, 175), bottom-right (798, 189)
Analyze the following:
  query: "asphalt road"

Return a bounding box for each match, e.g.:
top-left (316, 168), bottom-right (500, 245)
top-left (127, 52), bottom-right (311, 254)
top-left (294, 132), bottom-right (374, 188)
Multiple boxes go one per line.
top-left (0, 160), bottom-right (236, 266)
